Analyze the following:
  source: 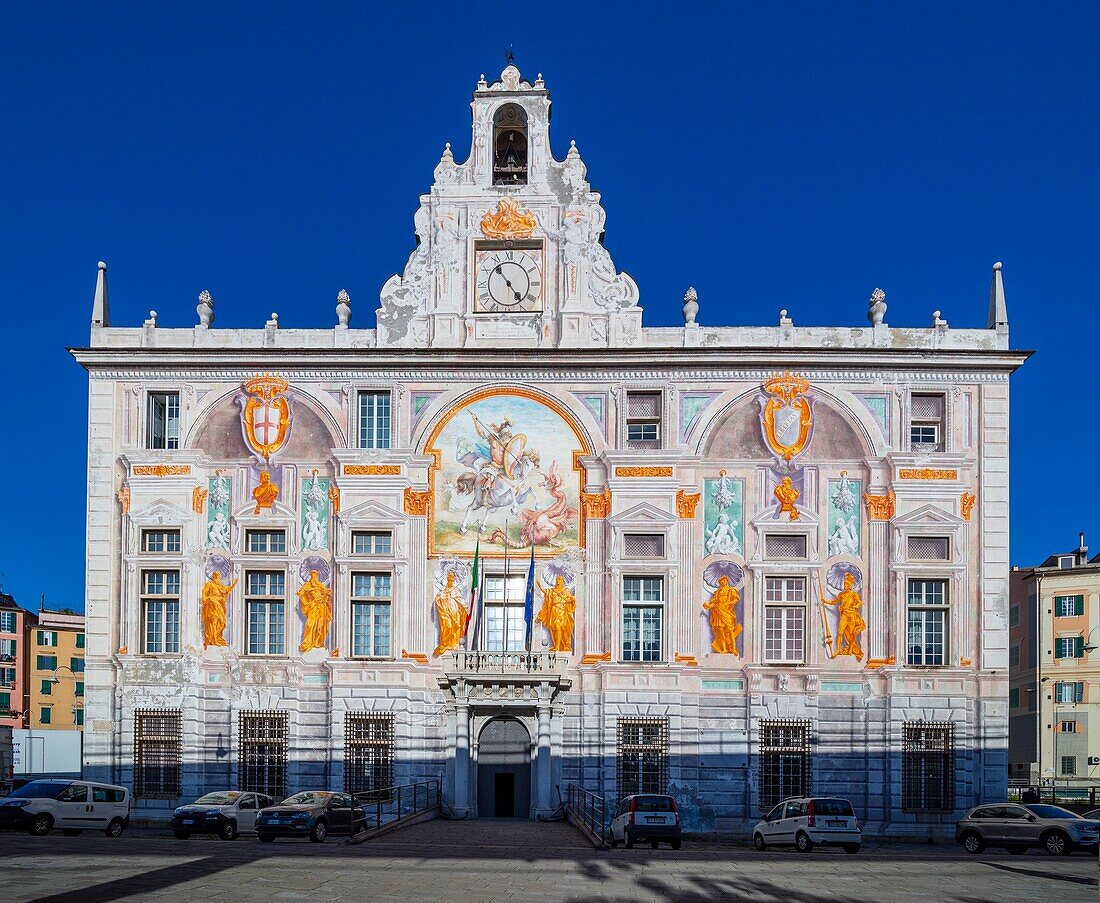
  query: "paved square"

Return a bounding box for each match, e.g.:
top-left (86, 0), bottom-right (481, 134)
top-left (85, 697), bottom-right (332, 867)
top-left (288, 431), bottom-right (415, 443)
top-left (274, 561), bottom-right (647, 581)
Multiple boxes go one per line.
top-left (1, 819), bottom-right (1096, 902)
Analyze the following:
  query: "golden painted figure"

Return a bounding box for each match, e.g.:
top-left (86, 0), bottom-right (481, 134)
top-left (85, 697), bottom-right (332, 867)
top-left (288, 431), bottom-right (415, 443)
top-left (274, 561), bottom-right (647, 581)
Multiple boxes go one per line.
top-left (252, 470), bottom-right (279, 514)
top-left (703, 576), bottom-right (743, 655)
top-left (201, 571), bottom-right (237, 648)
top-left (535, 575), bottom-right (577, 653)
top-left (821, 573), bottom-right (867, 661)
top-left (297, 571), bottom-right (333, 654)
top-left (773, 476), bottom-right (800, 521)
top-left (432, 571), bottom-right (468, 657)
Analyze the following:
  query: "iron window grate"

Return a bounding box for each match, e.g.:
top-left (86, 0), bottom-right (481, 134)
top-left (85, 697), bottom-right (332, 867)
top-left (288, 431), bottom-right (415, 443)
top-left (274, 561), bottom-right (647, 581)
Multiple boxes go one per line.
top-left (134, 709), bottom-right (182, 799)
top-left (908, 536), bottom-right (949, 561)
top-left (344, 712), bottom-right (395, 794)
top-left (759, 719), bottom-right (810, 809)
top-left (239, 710), bottom-right (289, 800)
top-left (617, 717), bottom-right (669, 802)
top-left (764, 535), bottom-right (808, 559)
top-left (624, 533), bottom-right (665, 558)
top-left (902, 722), bottom-right (955, 812)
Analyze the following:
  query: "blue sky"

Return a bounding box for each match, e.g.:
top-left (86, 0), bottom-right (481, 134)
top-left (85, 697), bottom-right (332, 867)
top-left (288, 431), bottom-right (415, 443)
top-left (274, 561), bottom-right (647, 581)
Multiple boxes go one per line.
top-left (3, 2), bottom-right (1098, 611)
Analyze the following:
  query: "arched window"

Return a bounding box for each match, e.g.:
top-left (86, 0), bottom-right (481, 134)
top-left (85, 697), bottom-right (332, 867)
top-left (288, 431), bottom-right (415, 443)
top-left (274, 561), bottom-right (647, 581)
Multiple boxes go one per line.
top-left (492, 103), bottom-right (528, 185)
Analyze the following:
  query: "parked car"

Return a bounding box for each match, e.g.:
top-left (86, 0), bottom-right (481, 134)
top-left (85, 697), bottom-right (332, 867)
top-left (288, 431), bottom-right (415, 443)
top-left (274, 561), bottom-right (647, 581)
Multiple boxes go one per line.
top-left (0, 779), bottom-right (130, 837)
top-left (752, 797), bottom-right (861, 853)
top-left (171, 791), bottom-right (275, 840)
top-left (956, 803), bottom-right (1100, 855)
top-left (608, 794), bottom-right (682, 849)
top-left (254, 791), bottom-right (367, 843)
top-left (1082, 809), bottom-right (1100, 821)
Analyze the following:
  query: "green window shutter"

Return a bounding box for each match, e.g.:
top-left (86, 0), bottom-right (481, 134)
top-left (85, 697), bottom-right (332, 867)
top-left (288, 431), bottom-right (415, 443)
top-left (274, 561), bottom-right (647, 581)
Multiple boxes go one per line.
top-left (1077, 682), bottom-right (1085, 702)
top-left (76, 681), bottom-right (84, 697)
top-left (76, 709), bottom-right (84, 726)
top-left (0, 691), bottom-right (10, 710)
top-left (40, 708), bottom-right (51, 724)
top-left (1075, 636), bottom-right (1085, 658)
top-left (41, 679), bottom-right (52, 695)
top-left (1075, 595), bottom-right (1085, 616)
top-left (76, 633), bottom-right (85, 649)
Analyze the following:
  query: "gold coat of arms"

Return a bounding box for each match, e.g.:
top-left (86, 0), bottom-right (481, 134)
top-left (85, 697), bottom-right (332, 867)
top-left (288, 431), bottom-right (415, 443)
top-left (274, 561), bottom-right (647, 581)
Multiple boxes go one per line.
top-left (241, 374), bottom-right (291, 460)
top-left (758, 373), bottom-right (814, 464)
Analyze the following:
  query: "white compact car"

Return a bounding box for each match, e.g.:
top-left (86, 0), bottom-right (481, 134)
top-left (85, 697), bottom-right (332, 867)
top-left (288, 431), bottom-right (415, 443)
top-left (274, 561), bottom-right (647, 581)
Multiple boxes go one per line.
top-left (0, 779), bottom-right (130, 837)
top-left (753, 797), bottom-right (861, 853)
top-left (171, 791), bottom-right (275, 839)
top-left (608, 793), bottom-right (682, 849)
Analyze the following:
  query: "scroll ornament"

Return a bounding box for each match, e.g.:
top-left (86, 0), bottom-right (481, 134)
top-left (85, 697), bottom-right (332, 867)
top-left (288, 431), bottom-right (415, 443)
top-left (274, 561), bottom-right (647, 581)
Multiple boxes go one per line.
top-left (480, 198), bottom-right (537, 240)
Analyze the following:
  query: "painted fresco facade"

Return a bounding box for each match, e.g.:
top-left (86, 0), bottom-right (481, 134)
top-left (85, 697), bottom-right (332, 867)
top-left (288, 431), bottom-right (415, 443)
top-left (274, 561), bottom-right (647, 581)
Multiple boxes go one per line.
top-left (74, 66), bottom-right (1027, 835)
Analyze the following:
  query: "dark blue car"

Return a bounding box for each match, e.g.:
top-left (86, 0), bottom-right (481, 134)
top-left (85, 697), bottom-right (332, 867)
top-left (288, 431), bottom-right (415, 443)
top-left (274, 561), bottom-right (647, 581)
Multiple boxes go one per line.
top-left (255, 791), bottom-right (367, 843)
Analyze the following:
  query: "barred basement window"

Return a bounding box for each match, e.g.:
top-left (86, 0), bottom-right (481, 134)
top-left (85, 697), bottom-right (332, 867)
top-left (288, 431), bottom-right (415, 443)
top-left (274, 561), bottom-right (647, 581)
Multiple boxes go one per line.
top-left (623, 533), bottom-right (665, 558)
top-left (239, 711), bottom-right (288, 799)
top-left (759, 719), bottom-right (810, 808)
top-left (764, 534), bottom-right (808, 560)
top-left (616, 717), bottom-right (669, 800)
top-left (134, 709), bottom-right (182, 799)
top-left (344, 712), bottom-right (395, 794)
top-left (907, 536), bottom-right (949, 561)
top-left (902, 722), bottom-right (955, 811)
top-left (1061, 755), bottom-right (1077, 776)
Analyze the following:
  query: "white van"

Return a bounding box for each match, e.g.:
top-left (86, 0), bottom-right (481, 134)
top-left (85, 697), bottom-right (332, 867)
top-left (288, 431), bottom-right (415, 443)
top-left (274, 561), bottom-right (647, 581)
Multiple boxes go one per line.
top-left (0, 779), bottom-right (130, 837)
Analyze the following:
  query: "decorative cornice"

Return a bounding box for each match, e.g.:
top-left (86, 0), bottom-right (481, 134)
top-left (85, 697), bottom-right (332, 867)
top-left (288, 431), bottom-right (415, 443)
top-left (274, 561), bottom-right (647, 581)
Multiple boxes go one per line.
top-left (133, 464), bottom-right (191, 476)
top-left (344, 464), bottom-right (402, 475)
top-left (675, 489), bottom-right (701, 519)
top-left (615, 466), bottom-right (673, 478)
top-left (899, 468), bottom-right (958, 480)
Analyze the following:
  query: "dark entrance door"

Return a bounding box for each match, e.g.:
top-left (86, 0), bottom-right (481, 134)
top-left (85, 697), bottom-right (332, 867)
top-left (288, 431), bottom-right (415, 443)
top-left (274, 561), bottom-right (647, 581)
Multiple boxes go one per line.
top-left (477, 718), bottom-right (531, 818)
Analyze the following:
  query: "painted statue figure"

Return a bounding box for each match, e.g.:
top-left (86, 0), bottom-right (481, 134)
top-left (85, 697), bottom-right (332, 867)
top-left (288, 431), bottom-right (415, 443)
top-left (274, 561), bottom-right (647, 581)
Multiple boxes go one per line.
top-left (705, 511), bottom-right (741, 555)
top-left (433, 571), bottom-right (468, 657)
top-left (703, 576), bottom-right (742, 655)
top-left (201, 571), bottom-right (238, 648)
top-left (773, 476), bottom-right (800, 521)
top-left (821, 573), bottom-right (866, 661)
top-left (207, 511), bottom-right (230, 548)
top-left (535, 575), bottom-right (576, 652)
top-left (457, 411), bottom-right (541, 535)
top-left (828, 514), bottom-right (859, 557)
top-left (252, 470), bottom-right (279, 514)
top-left (302, 508), bottom-right (327, 550)
top-left (297, 571), bottom-right (332, 654)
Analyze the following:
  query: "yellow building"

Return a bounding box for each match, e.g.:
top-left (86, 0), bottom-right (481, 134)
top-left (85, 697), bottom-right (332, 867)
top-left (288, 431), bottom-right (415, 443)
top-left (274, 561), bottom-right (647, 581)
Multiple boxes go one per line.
top-left (28, 610), bottom-right (86, 730)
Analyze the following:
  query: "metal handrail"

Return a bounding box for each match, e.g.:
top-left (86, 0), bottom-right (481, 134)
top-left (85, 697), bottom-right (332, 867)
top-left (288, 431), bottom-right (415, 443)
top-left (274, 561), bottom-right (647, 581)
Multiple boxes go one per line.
top-left (352, 779), bottom-right (441, 831)
top-left (451, 651), bottom-right (559, 673)
top-left (565, 783), bottom-right (607, 843)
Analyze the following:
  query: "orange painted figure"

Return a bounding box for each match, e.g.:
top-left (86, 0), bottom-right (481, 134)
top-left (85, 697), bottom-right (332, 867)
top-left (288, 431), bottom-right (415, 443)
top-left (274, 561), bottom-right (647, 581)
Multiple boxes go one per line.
top-left (201, 571), bottom-right (237, 648)
top-left (252, 470), bottom-right (279, 514)
top-left (297, 571), bottom-right (333, 653)
top-left (822, 573), bottom-right (867, 661)
top-left (535, 575), bottom-right (576, 653)
top-left (773, 476), bottom-right (800, 521)
top-left (433, 572), bottom-right (468, 657)
top-left (703, 576), bottom-right (743, 655)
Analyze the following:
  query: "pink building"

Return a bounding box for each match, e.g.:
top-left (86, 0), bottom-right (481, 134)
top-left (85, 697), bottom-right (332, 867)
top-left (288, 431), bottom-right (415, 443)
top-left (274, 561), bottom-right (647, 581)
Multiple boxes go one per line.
top-left (0, 592), bottom-right (37, 729)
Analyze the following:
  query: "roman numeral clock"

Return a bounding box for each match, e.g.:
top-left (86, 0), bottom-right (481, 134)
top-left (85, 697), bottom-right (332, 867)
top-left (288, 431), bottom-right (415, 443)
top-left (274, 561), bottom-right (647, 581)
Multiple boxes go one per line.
top-left (473, 240), bottom-right (545, 314)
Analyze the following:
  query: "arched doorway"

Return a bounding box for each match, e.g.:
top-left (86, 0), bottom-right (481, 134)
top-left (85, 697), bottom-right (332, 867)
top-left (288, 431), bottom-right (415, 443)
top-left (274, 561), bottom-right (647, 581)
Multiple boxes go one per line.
top-left (477, 718), bottom-right (531, 818)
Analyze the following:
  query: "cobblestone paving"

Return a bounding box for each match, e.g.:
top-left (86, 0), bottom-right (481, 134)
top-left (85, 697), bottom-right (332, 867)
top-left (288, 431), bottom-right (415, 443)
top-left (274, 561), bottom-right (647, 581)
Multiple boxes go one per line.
top-left (2, 818), bottom-right (1097, 902)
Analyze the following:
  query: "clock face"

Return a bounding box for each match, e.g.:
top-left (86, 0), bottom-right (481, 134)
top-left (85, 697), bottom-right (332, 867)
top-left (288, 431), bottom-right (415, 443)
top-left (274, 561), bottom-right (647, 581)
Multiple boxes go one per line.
top-left (475, 248), bottom-right (543, 313)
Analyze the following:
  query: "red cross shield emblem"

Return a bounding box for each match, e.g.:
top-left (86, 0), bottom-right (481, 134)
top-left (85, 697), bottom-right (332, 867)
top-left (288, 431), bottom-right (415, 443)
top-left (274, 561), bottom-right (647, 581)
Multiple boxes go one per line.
top-left (241, 374), bottom-right (291, 459)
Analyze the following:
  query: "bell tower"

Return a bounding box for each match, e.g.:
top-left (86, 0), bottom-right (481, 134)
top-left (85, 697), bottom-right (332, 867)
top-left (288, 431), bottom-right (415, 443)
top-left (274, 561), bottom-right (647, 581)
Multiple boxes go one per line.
top-left (375, 64), bottom-right (641, 350)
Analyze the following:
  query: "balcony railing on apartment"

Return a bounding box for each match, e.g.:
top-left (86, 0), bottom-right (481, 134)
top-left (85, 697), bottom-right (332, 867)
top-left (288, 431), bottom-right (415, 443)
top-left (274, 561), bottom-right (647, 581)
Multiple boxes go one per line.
top-left (449, 651), bottom-right (559, 674)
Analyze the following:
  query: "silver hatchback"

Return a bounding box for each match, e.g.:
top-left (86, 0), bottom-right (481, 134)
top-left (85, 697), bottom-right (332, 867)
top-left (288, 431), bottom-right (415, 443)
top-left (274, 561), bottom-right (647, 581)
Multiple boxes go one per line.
top-left (956, 803), bottom-right (1100, 855)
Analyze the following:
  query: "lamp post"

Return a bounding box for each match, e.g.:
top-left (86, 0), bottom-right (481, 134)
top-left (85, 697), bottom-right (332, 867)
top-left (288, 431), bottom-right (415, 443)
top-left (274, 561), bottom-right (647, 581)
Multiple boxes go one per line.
top-left (48, 665), bottom-right (84, 779)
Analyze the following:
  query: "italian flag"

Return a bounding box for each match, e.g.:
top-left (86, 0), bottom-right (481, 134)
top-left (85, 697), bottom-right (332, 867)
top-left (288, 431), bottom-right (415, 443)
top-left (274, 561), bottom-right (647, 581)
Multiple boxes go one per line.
top-left (464, 538), bottom-right (480, 643)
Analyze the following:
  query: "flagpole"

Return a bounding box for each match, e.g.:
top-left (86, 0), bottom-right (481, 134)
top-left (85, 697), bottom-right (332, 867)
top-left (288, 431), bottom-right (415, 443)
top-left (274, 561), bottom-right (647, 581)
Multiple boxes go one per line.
top-left (502, 520), bottom-right (509, 651)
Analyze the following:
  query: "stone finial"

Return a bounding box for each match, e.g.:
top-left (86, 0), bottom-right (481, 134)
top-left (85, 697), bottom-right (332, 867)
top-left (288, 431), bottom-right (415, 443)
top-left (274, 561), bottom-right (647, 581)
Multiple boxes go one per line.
top-left (932, 310), bottom-right (948, 328)
top-left (439, 142), bottom-right (454, 164)
top-left (988, 260), bottom-right (1007, 331)
top-left (336, 289), bottom-right (352, 327)
top-left (478, 73), bottom-right (488, 89)
top-left (266, 312), bottom-right (279, 329)
top-left (92, 260), bottom-right (110, 328)
top-left (196, 290), bottom-right (214, 328)
top-left (682, 286), bottom-right (699, 325)
top-left (868, 288), bottom-right (887, 326)
top-left (779, 309), bottom-right (793, 327)
top-left (144, 310), bottom-right (158, 328)
top-left (567, 139), bottom-right (580, 159)
top-left (534, 73), bottom-right (545, 88)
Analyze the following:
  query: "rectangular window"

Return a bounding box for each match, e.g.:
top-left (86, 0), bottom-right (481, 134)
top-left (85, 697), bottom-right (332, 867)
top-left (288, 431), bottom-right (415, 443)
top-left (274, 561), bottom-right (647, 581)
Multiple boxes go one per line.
top-left (1009, 687), bottom-right (1020, 708)
top-left (76, 681), bottom-right (85, 698)
top-left (246, 530), bottom-right (287, 554)
top-left (482, 575), bottom-right (526, 652)
top-left (358, 391), bottom-right (392, 449)
top-left (1054, 595), bottom-right (1085, 618)
top-left (1061, 755), bottom-right (1077, 776)
top-left (907, 579), bottom-right (948, 666)
top-left (344, 712), bottom-right (395, 794)
top-left (763, 577), bottom-right (807, 664)
top-left (246, 572), bottom-right (286, 656)
top-left (909, 393), bottom-right (945, 452)
top-left (902, 721), bottom-right (955, 811)
top-left (1055, 636), bottom-right (1084, 659)
top-left (625, 391), bottom-right (662, 449)
top-left (0, 691), bottom-right (9, 711)
top-left (147, 391), bottom-right (181, 450)
top-left (764, 535), bottom-right (808, 560)
top-left (141, 529), bottom-right (181, 553)
top-left (759, 719), bottom-right (810, 808)
top-left (75, 709), bottom-right (84, 727)
top-left (76, 633), bottom-right (85, 649)
top-left (1055, 682), bottom-right (1084, 704)
top-left (239, 711), bottom-right (288, 799)
top-left (623, 533), bottom-right (665, 558)
top-left (142, 570), bottom-right (181, 654)
top-left (1009, 645), bottom-right (1020, 668)
top-left (37, 630), bottom-right (59, 647)
top-left (134, 709), bottom-right (182, 798)
top-left (1009, 605), bottom-right (1020, 628)
top-left (0, 611), bottom-right (16, 633)
top-left (1059, 720), bottom-right (1077, 733)
top-left (622, 576), bottom-right (664, 663)
top-left (36, 655), bottom-right (58, 671)
top-left (1058, 556), bottom-right (1075, 569)
top-left (351, 573), bottom-right (392, 658)
top-left (40, 679), bottom-right (53, 696)
top-left (40, 707), bottom-right (51, 724)
top-left (70, 657), bottom-right (84, 673)
top-left (0, 638), bottom-right (15, 661)
top-left (351, 531), bottom-right (393, 556)
top-left (907, 536), bottom-right (950, 561)
top-left (616, 717), bottom-right (669, 800)
top-left (0, 667), bottom-right (14, 687)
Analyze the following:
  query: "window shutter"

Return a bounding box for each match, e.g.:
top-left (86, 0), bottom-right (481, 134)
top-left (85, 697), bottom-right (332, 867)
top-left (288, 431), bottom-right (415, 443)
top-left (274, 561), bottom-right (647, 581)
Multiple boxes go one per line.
top-left (1075, 595), bottom-right (1085, 616)
top-left (1077, 682), bottom-right (1085, 702)
top-left (1075, 636), bottom-right (1084, 658)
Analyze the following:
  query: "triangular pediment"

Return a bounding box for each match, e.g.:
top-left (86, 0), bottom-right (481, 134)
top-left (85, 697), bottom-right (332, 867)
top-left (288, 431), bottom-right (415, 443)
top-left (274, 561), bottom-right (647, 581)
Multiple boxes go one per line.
top-left (340, 498), bottom-right (406, 524)
top-left (749, 506), bottom-right (821, 529)
top-left (892, 504), bottom-right (965, 528)
top-left (607, 502), bottom-right (678, 528)
top-left (129, 499), bottom-right (193, 526)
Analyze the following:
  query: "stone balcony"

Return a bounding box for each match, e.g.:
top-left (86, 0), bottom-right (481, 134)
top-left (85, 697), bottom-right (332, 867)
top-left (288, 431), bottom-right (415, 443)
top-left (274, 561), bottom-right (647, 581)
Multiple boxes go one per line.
top-left (449, 651), bottom-right (560, 675)
top-left (438, 651), bottom-right (571, 706)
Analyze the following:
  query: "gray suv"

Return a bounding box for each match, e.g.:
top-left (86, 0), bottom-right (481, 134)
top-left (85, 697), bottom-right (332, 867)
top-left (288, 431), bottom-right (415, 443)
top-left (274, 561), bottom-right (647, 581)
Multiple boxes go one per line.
top-left (956, 803), bottom-right (1100, 855)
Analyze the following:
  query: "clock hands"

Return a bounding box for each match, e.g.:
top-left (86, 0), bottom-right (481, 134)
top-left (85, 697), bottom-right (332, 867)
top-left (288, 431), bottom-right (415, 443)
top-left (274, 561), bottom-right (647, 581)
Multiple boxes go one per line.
top-left (492, 263), bottom-right (524, 303)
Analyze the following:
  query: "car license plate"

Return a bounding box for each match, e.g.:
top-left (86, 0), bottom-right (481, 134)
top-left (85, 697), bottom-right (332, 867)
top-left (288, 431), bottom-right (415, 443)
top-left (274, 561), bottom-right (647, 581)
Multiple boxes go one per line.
top-left (827, 820), bottom-right (845, 827)
top-left (273, 818), bottom-right (290, 825)
top-left (182, 819), bottom-right (193, 825)
top-left (645, 817), bottom-right (663, 824)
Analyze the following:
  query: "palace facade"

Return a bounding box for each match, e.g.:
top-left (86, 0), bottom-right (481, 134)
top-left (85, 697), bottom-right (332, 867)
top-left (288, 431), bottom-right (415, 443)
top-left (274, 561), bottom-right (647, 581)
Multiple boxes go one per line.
top-left (73, 65), bottom-right (1027, 836)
